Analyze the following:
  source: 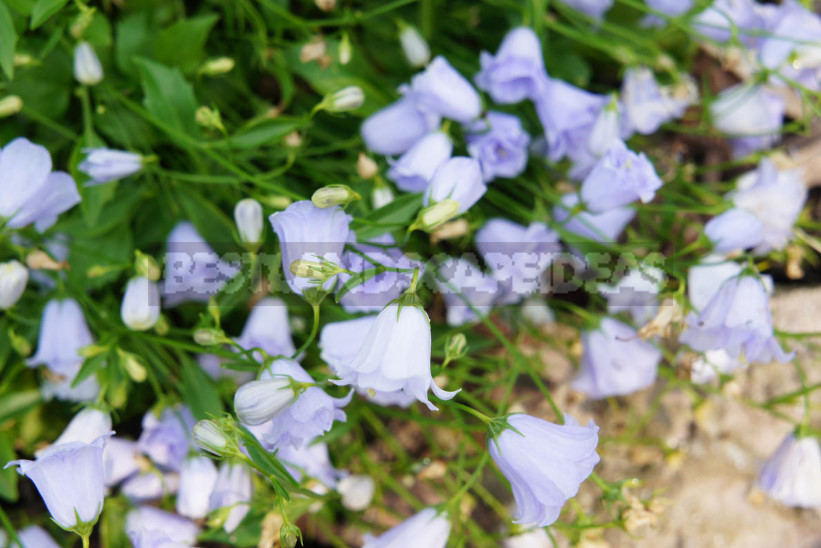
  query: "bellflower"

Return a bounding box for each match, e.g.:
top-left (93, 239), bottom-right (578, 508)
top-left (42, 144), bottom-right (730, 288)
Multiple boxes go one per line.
top-left (361, 94), bottom-right (441, 156)
top-left (410, 56), bottom-right (482, 123)
top-left (332, 303), bottom-right (460, 410)
top-left (137, 405), bottom-right (196, 472)
top-left (278, 440), bottom-right (345, 488)
top-left (0, 259), bottom-right (28, 309)
top-left (704, 208), bottom-right (764, 254)
top-left (362, 508), bottom-right (451, 548)
top-left (553, 193), bottom-right (635, 244)
top-left (475, 26), bottom-right (548, 103)
top-left (580, 141), bottom-right (663, 212)
top-left (759, 433), bottom-right (821, 508)
top-left (489, 414), bottom-right (599, 526)
top-left (0, 137), bottom-right (81, 231)
top-left (680, 272), bottom-right (791, 364)
top-left (319, 316), bottom-right (417, 408)
top-left (235, 297), bottom-right (297, 359)
top-left (209, 461), bottom-right (253, 533)
top-left (12, 526), bottom-right (61, 548)
top-left (79, 148), bottom-right (143, 185)
top-left (687, 255), bottom-right (745, 312)
top-left (600, 266), bottom-right (664, 325)
top-left (130, 529), bottom-right (194, 548)
top-left (269, 200), bottom-right (353, 295)
top-left (176, 455), bottom-right (219, 519)
top-left (121, 470), bottom-right (179, 502)
top-left (249, 358), bottom-right (350, 449)
top-left (587, 99), bottom-right (621, 158)
top-left (475, 218), bottom-right (559, 304)
top-left (6, 434), bottom-right (110, 530)
top-left (46, 408), bottom-right (112, 451)
top-left (758, 1), bottom-right (821, 91)
top-left (73, 41), bottom-right (103, 85)
top-left (502, 528), bottom-right (552, 548)
top-left (556, 0), bottom-right (613, 20)
top-left (729, 89), bottom-right (785, 158)
top-left (710, 84), bottom-right (783, 144)
top-left (465, 112), bottom-right (531, 182)
top-left (621, 67), bottom-right (691, 135)
top-left (693, 0), bottom-right (762, 45)
top-left (387, 131), bottom-right (452, 193)
top-left (126, 506), bottom-right (200, 547)
top-left (572, 317), bottom-right (662, 398)
top-left (121, 276), bottom-right (161, 331)
top-left (163, 222), bottom-right (240, 306)
top-left (435, 257), bottom-right (499, 326)
top-left (423, 157), bottom-right (486, 214)
top-left (103, 437), bottom-right (141, 486)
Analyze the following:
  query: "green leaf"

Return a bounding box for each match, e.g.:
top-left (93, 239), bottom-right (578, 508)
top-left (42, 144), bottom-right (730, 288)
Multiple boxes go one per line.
top-left (0, 430), bottom-right (18, 501)
top-left (176, 187), bottom-right (235, 245)
top-left (29, 0), bottom-right (67, 29)
top-left (135, 57), bottom-right (200, 139)
top-left (354, 193), bottom-right (423, 240)
top-left (72, 352), bottom-right (107, 388)
top-left (237, 424), bottom-right (297, 493)
top-left (154, 14), bottom-right (218, 73)
top-left (0, 389), bottom-right (40, 424)
top-left (115, 10), bottom-right (152, 77)
top-left (0, 0), bottom-right (17, 80)
top-left (208, 118), bottom-right (303, 150)
top-left (180, 357), bottom-right (224, 420)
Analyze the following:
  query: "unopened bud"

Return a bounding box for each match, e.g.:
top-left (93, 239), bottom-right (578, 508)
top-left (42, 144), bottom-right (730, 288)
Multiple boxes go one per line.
top-left (119, 349), bottom-right (147, 383)
top-left (121, 276), bottom-right (161, 331)
top-left (339, 32), bottom-right (352, 65)
top-left (154, 315), bottom-right (169, 336)
top-left (445, 333), bottom-right (467, 363)
top-left (410, 199), bottom-right (460, 232)
top-left (73, 41), bottom-right (103, 86)
top-left (234, 198), bottom-right (264, 250)
top-left (194, 327), bottom-right (226, 346)
top-left (195, 106), bottom-right (225, 132)
top-left (234, 378), bottom-right (297, 425)
top-left (290, 259), bottom-right (325, 279)
top-left (26, 250), bottom-right (64, 271)
top-left (134, 251), bottom-right (161, 281)
top-left (0, 260), bottom-right (28, 309)
top-left (311, 184), bottom-right (361, 208)
top-left (321, 86), bottom-right (364, 113)
top-left (357, 152), bottom-right (378, 179)
top-left (399, 24), bottom-right (430, 67)
top-left (193, 420), bottom-right (229, 455)
top-left (262, 195), bottom-right (293, 210)
top-left (8, 328), bottom-right (31, 357)
top-left (200, 57), bottom-right (235, 76)
top-left (300, 37), bottom-right (327, 64)
top-left (78, 344), bottom-right (107, 358)
top-left (0, 95), bottom-right (22, 118)
top-left (372, 185), bottom-right (394, 209)
top-left (283, 131), bottom-right (303, 148)
top-left (315, 0), bottom-right (336, 11)
top-left (14, 53), bottom-right (35, 67)
top-left (280, 524), bottom-right (301, 548)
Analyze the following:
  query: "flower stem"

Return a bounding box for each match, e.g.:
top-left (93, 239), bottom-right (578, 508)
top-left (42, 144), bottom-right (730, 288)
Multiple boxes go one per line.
top-left (293, 303), bottom-right (320, 359)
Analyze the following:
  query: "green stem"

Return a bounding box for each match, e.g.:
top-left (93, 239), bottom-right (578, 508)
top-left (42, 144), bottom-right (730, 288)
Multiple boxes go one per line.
top-left (293, 303), bottom-right (320, 359)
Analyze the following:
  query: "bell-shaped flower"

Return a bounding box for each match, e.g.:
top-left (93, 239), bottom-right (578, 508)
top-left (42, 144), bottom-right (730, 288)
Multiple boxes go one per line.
top-left (693, 0), bottom-right (762, 44)
top-left (336, 234), bottom-right (423, 313)
top-left (475, 27), bottom-right (548, 104)
top-left (79, 148), bottom-right (143, 185)
top-left (269, 200), bottom-right (353, 295)
top-left (126, 506), bottom-right (200, 547)
top-left (621, 67), bottom-right (692, 135)
top-left (475, 218), bottom-right (559, 305)
top-left (103, 437), bottom-right (141, 487)
top-left (28, 298), bottom-right (93, 374)
top-left (209, 461), bottom-right (253, 533)
top-left (704, 208), bottom-right (764, 254)
top-left (387, 131), bottom-right (452, 193)
top-left (121, 470), bottom-right (179, 502)
top-left (580, 141), bottom-right (662, 212)
top-left (278, 439), bottom-right (345, 489)
top-left (465, 112), bottom-right (531, 182)
top-left (435, 257), bottom-right (499, 326)
top-left (572, 317), bottom-right (662, 398)
top-left (129, 529), bottom-right (195, 548)
top-left (489, 414), bottom-right (599, 527)
top-left (680, 272), bottom-right (792, 364)
top-left (0, 260), bottom-right (28, 309)
top-left (337, 474), bottom-right (375, 511)
top-left (729, 90), bottom-right (785, 159)
top-left (587, 99), bottom-right (622, 158)
top-left (410, 56), bottom-right (482, 123)
top-left (553, 193), bottom-right (635, 244)
top-left (332, 302), bottom-right (460, 411)
top-left (176, 455), bottom-right (219, 519)
top-left (502, 528), bottom-right (552, 548)
top-left (710, 84), bottom-right (783, 144)
top-left (121, 276), bottom-right (161, 331)
top-left (758, 1), bottom-right (821, 90)
top-left (555, 0), bottom-right (613, 20)
top-left (248, 358), bottom-right (350, 449)
top-left (137, 405), bottom-right (196, 472)
top-left (363, 507), bottom-right (451, 548)
top-left (44, 408), bottom-right (112, 452)
top-left (688, 256), bottom-right (743, 312)
top-left (320, 316), bottom-right (417, 408)
top-left (536, 79), bottom-right (609, 167)
top-left (6, 433), bottom-right (110, 530)
top-left (759, 433), bottom-right (821, 508)
top-left (0, 137), bottom-right (81, 231)
top-left (162, 222), bottom-right (240, 306)
top-left (234, 377), bottom-right (297, 426)
top-left (361, 94), bottom-right (441, 156)
top-left (423, 157), bottom-right (486, 214)
top-left (235, 297), bottom-right (297, 359)
top-left (73, 41), bottom-right (103, 85)
top-left (12, 526), bottom-right (61, 548)
top-left (600, 266), bottom-right (665, 325)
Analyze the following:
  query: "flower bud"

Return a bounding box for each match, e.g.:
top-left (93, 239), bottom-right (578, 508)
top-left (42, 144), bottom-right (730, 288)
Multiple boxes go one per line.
top-left (445, 333), bottom-right (467, 362)
top-left (73, 41), bottom-right (103, 86)
top-left (300, 37), bottom-right (327, 64)
top-left (195, 106), bottom-right (225, 132)
top-left (337, 475), bottom-right (375, 511)
top-left (8, 328), bottom-right (31, 357)
top-left (200, 57), bottom-right (235, 76)
top-left (357, 152), bottom-right (378, 179)
top-left (135, 251), bottom-right (161, 282)
top-left (121, 276), bottom-right (161, 331)
top-left (372, 185), bottom-right (394, 209)
top-left (280, 523), bottom-right (301, 548)
top-left (311, 184), bottom-right (361, 208)
top-left (339, 33), bottom-right (352, 65)
top-left (234, 378), bottom-right (297, 426)
top-left (0, 95), bottom-right (22, 118)
top-left (154, 315), bottom-right (169, 336)
top-left (322, 86), bottom-right (364, 112)
top-left (194, 327), bottom-right (226, 346)
top-left (399, 24), bottom-right (430, 67)
top-left (0, 260), bottom-right (28, 309)
top-left (234, 198), bottom-right (264, 249)
top-left (315, 0), bottom-right (335, 11)
top-left (193, 420), bottom-right (229, 455)
top-left (26, 250), bottom-right (64, 271)
top-left (283, 131), bottom-right (303, 148)
top-left (410, 199), bottom-right (460, 232)
top-left (119, 349), bottom-right (147, 383)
